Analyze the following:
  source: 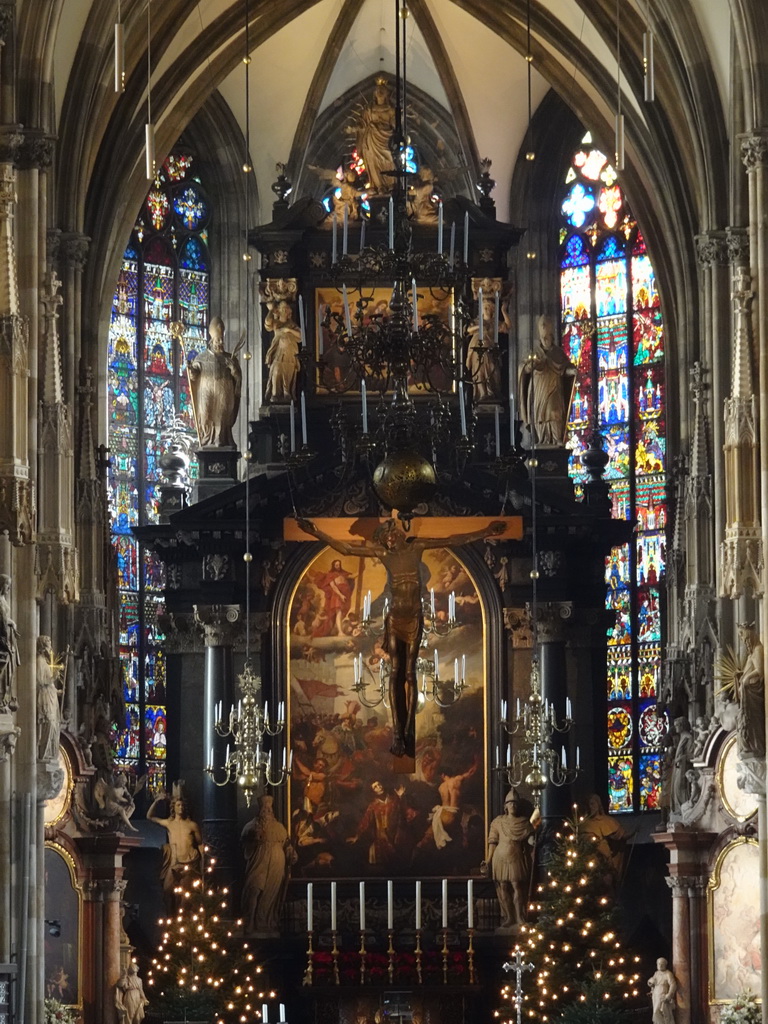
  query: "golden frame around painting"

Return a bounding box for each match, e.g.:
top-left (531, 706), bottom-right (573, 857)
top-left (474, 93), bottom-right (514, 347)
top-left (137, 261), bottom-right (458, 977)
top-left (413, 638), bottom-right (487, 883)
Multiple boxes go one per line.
top-left (44, 842), bottom-right (83, 1011)
top-left (314, 285), bottom-right (455, 394)
top-left (707, 836), bottom-right (761, 1004)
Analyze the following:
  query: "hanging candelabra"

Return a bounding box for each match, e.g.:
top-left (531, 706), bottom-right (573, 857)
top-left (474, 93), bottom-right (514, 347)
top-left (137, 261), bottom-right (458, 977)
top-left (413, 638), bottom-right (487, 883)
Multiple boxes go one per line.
top-left (495, 657), bottom-right (579, 802)
top-left (205, 661), bottom-right (291, 807)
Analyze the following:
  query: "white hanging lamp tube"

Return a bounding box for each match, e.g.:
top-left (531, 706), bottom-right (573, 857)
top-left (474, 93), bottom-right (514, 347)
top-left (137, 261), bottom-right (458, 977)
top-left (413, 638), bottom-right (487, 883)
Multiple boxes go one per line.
top-left (114, 1), bottom-right (124, 93)
top-left (614, 0), bottom-right (625, 171)
top-left (144, 0), bottom-right (155, 180)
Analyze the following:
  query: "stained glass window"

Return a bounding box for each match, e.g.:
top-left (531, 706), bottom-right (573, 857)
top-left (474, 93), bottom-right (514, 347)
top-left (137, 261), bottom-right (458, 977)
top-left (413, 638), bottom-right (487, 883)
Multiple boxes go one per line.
top-left (107, 152), bottom-right (209, 794)
top-left (561, 133), bottom-right (667, 813)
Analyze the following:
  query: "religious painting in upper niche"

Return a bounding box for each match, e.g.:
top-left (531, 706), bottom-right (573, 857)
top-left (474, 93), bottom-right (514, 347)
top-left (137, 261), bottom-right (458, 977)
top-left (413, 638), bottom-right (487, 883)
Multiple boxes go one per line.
top-left (287, 543), bottom-right (486, 879)
top-left (314, 286), bottom-right (454, 394)
top-left (708, 838), bottom-right (761, 1002)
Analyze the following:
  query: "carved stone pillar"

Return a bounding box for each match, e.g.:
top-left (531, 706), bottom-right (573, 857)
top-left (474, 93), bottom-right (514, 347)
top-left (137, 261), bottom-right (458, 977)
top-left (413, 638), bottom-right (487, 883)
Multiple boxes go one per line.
top-left (652, 826), bottom-right (717, 1024)
top-left (58, 232), bottom-right (89, 413)
top-left (194, 604), bottom-right (240, 873)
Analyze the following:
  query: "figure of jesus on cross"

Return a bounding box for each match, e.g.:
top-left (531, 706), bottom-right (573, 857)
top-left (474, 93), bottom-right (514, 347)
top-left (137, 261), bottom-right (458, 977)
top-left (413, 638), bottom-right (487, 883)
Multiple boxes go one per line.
top-left (296, 516), bottom-right (509, 759)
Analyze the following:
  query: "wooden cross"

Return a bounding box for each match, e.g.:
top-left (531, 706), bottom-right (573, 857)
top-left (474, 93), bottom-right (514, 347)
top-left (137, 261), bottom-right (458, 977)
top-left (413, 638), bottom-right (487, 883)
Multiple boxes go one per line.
top-left (284, 515), bottom-right (523, 543)
top-left (503, 947), bottom-right (535, 1024)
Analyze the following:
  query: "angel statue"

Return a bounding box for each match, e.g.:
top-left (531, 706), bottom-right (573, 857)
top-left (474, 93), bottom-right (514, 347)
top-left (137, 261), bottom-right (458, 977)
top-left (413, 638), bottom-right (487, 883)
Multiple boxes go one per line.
top-left (186, 317), bottom-right (243, 447)
top-left (308, 164), bottom-right (363, 220)
top-left (94, 770), bottom-right (145, 832)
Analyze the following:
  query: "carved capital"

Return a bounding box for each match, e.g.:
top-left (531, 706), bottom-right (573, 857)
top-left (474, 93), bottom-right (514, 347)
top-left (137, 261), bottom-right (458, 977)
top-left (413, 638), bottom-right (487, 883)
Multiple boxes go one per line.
top-left (726, 227), bottom-right (750, 267)
top-left (503, 607), bottom-right (533, 648)
top-left (84, 878), bottom-right (128, 900)
top-left (720, 528), bottom-right (764, 599)
top-left (694, 231), bottom-right (728, 267)
top-left (17, 130), bottom-right (56, 171)
top-left (193, 604), bottom-right (241, 647)
top-left (525, 601), bottom-right (573, 643)
top-left (665, 874), bottom-right (703, 895)
top-left (59, 232), bottom-right (90, 271)
top-left (0, 127), bottom-right (23, 165)
top-left (740, 130), bottom-right (768, 171)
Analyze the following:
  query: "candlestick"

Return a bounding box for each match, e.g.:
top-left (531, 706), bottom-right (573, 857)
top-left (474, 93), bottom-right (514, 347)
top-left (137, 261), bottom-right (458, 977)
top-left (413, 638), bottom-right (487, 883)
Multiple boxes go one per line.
top-left (495, 405), bottom-right (501, 457)
top-left (330, 881), bottom-right (337, 932)
top-left (441, 878), bottom-right (448, 929)
top-left (463, 211), bottom-right (469, 263)
top-left (387, 879), bottom-right (394, 930)
top-left (459, 383), bottom-right (467, 436)
top-left (415, 880), bottom-right (421, 930)
top-left (289, 400), bottom-right (296, 453)
top-left (300, 392), bottom-right (307, 446)
top-left (437, 200), bottom-right (443, 254)
top-left (467, 879), bottom-right (474, 929)
top-left (359, 880), bottom-right (366, 931)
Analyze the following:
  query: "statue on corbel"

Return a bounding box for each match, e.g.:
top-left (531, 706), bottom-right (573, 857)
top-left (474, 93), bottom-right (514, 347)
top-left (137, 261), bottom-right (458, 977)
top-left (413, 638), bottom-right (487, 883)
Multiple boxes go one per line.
top-left (261, 278), bottom-right (301, 404)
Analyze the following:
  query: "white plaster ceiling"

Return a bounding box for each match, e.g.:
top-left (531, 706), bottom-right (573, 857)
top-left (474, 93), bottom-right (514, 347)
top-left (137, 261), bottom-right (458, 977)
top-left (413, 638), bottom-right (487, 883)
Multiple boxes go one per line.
top-left (48, 0), bottom-right (733, 225)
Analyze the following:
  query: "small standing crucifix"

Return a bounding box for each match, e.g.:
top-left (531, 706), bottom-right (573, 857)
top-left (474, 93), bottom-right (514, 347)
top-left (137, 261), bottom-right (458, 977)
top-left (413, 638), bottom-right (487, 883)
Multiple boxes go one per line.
top-left (503, 946), bottom-right (535, 1024)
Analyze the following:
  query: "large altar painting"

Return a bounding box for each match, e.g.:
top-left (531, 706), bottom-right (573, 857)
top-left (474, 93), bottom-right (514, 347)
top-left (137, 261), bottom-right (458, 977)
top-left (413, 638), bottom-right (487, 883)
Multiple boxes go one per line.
top-left (44, 844), bottom-right (81, 1007)
top-left (288, 544), bottom-right (486, 879)
top-left (709, 838), bottom-right (761, 1002)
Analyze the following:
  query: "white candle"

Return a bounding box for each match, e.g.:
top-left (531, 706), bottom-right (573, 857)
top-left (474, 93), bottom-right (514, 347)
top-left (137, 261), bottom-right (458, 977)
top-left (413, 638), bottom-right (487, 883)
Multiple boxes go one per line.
top-left (415, 880), bottom-right (422, 930)
top-left (332, 214), bottom-right (338, 263)
top-left (279, 1005), bottom-right (286, 1023)
top-left (359, 881), bottom-right (366, 931)
top-left (330, 881), bottom-right (337, 931)
top-left (494, 290), bottom-right (500, 346)
top-left (389, 197), bottom-right (394, 249)
top-left (361, 378), bottom-right (368, 433)
top-left (467, 879), bottom-right (474, 929)
top-left (342, 283), bottom-right (353, 336)
top-left (576, 746), bottom-right (581, 768)
top-left (145, 123), bottom-right (155, 181)
top-left (307, 882), bottom-right (313, 930)
top-left (501, 699), bottom-right (507, 722)
top-left (430, 588), bottom-right (435, 617)
top-left (495, 744), bottom-right (500, 768)
top-left (289, 400), bottom-right (296, 452)
top-left (360, 218), bottom-right (366, 251)
top-left (459, 383), bottom-right (467, 436)
top-left (437, 201), bottom-right (443, 254)
top-left (463, 211), bottom-right (469, 263)
top-left (412, 278), bottom-right (419, 332)
top-left (495, 405), bottom-right (501, 457)
top-left (510, 394), bottom-right (516, 445)
top-left (433, 649), bottom-right (439, 679)
top-left (442, 879), bottom-right (448, 929)
top-left (387, 880), bottom-right (394, 930)
top-left (461, 654), bottom-right (466, 680)
top-left (478, 287), bottom-right (484, 343)
top-left (299, 295), bottom-right (306, 346)
top-left (208, 746), bottom-right (213, 771)
top-left (454, 658), bottom-right (459, 684)
top-left (449, 221), bottom-right (456, 264)
top-left (262, 1004), bottom-right (269, 1023)
top-left (224, 743), bottom-right (230, 764)
top-left (300, 392), bottom-right (307, 446)
top-left (561, 747), bottom-right (567, 769)
top-left (343, 203), bottom-right (348, 255)
top-left (506, 743), bottom-right (511, 764)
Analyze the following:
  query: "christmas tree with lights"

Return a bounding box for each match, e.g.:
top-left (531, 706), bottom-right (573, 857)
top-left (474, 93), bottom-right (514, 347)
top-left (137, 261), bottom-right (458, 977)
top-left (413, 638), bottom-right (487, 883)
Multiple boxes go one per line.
top-left (145, 855), bottom-right (273, 1024)
top-left (518, 814), bottom-right (642, 1024)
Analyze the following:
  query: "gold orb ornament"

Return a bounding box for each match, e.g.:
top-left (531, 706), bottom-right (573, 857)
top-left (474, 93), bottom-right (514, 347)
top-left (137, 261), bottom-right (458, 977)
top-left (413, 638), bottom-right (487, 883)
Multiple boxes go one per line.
top-left (372, 449), bottom-right (437, 514)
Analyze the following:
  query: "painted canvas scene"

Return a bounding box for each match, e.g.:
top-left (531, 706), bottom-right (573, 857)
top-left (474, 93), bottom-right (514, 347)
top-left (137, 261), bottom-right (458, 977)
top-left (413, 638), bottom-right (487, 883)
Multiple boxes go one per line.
top-left (288, 544), bottom-right (486, 878)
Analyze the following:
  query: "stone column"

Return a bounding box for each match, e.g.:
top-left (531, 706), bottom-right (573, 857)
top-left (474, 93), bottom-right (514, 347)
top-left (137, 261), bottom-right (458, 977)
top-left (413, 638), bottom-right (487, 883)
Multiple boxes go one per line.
top-left (193, 604), bottom-right (240, 875)
top-left (665, 875), bottom-right (692, 1024)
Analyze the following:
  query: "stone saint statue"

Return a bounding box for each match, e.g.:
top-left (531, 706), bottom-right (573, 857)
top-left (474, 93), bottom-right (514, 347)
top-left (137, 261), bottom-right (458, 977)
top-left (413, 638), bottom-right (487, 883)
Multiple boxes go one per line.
top-left (648, 957), bottom-right (677, 1024)
top-left (147, 787), bottom-right (203, 908)
top-left (115, 961), bottom-right (149, 1024)
top-left (0, 574), bottom-right (20, 704)
top-left (465, 293), bottom-right (507, 402)
top-left (733, 621), bottom-right (765, 759)
top-left (518, 314), bottom-right (577, 445)
top-left (347, 77), bottom-right (396, 194)
top-left (264, 299), bottom-right (302, 404)
top-left (36, 635), bottom-right (64, 762)
top-left (297, 517), bottom-right (505, 757)
top-left (580, 794), bottom-right (626, 885)
top-left (481, 789), bottom-right (541, 931)
top-left (670, 716), bottom-right (694, 811)
top-left (241, 794), bottom-right (296, 934)
top-left (187, 317), bottom-right (242, 447)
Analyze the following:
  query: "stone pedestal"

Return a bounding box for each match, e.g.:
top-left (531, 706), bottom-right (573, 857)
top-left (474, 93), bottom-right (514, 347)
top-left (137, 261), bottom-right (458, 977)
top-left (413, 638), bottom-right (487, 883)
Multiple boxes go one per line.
top-left (193, 447), bottom-right (240, 502)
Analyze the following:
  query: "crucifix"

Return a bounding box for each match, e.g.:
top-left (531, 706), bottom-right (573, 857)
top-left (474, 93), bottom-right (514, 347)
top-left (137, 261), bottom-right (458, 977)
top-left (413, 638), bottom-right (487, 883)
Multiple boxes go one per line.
top-left (288, 515), bottom-right (522, 764)
top-left (503, 946), bottom-right (535, 1024)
